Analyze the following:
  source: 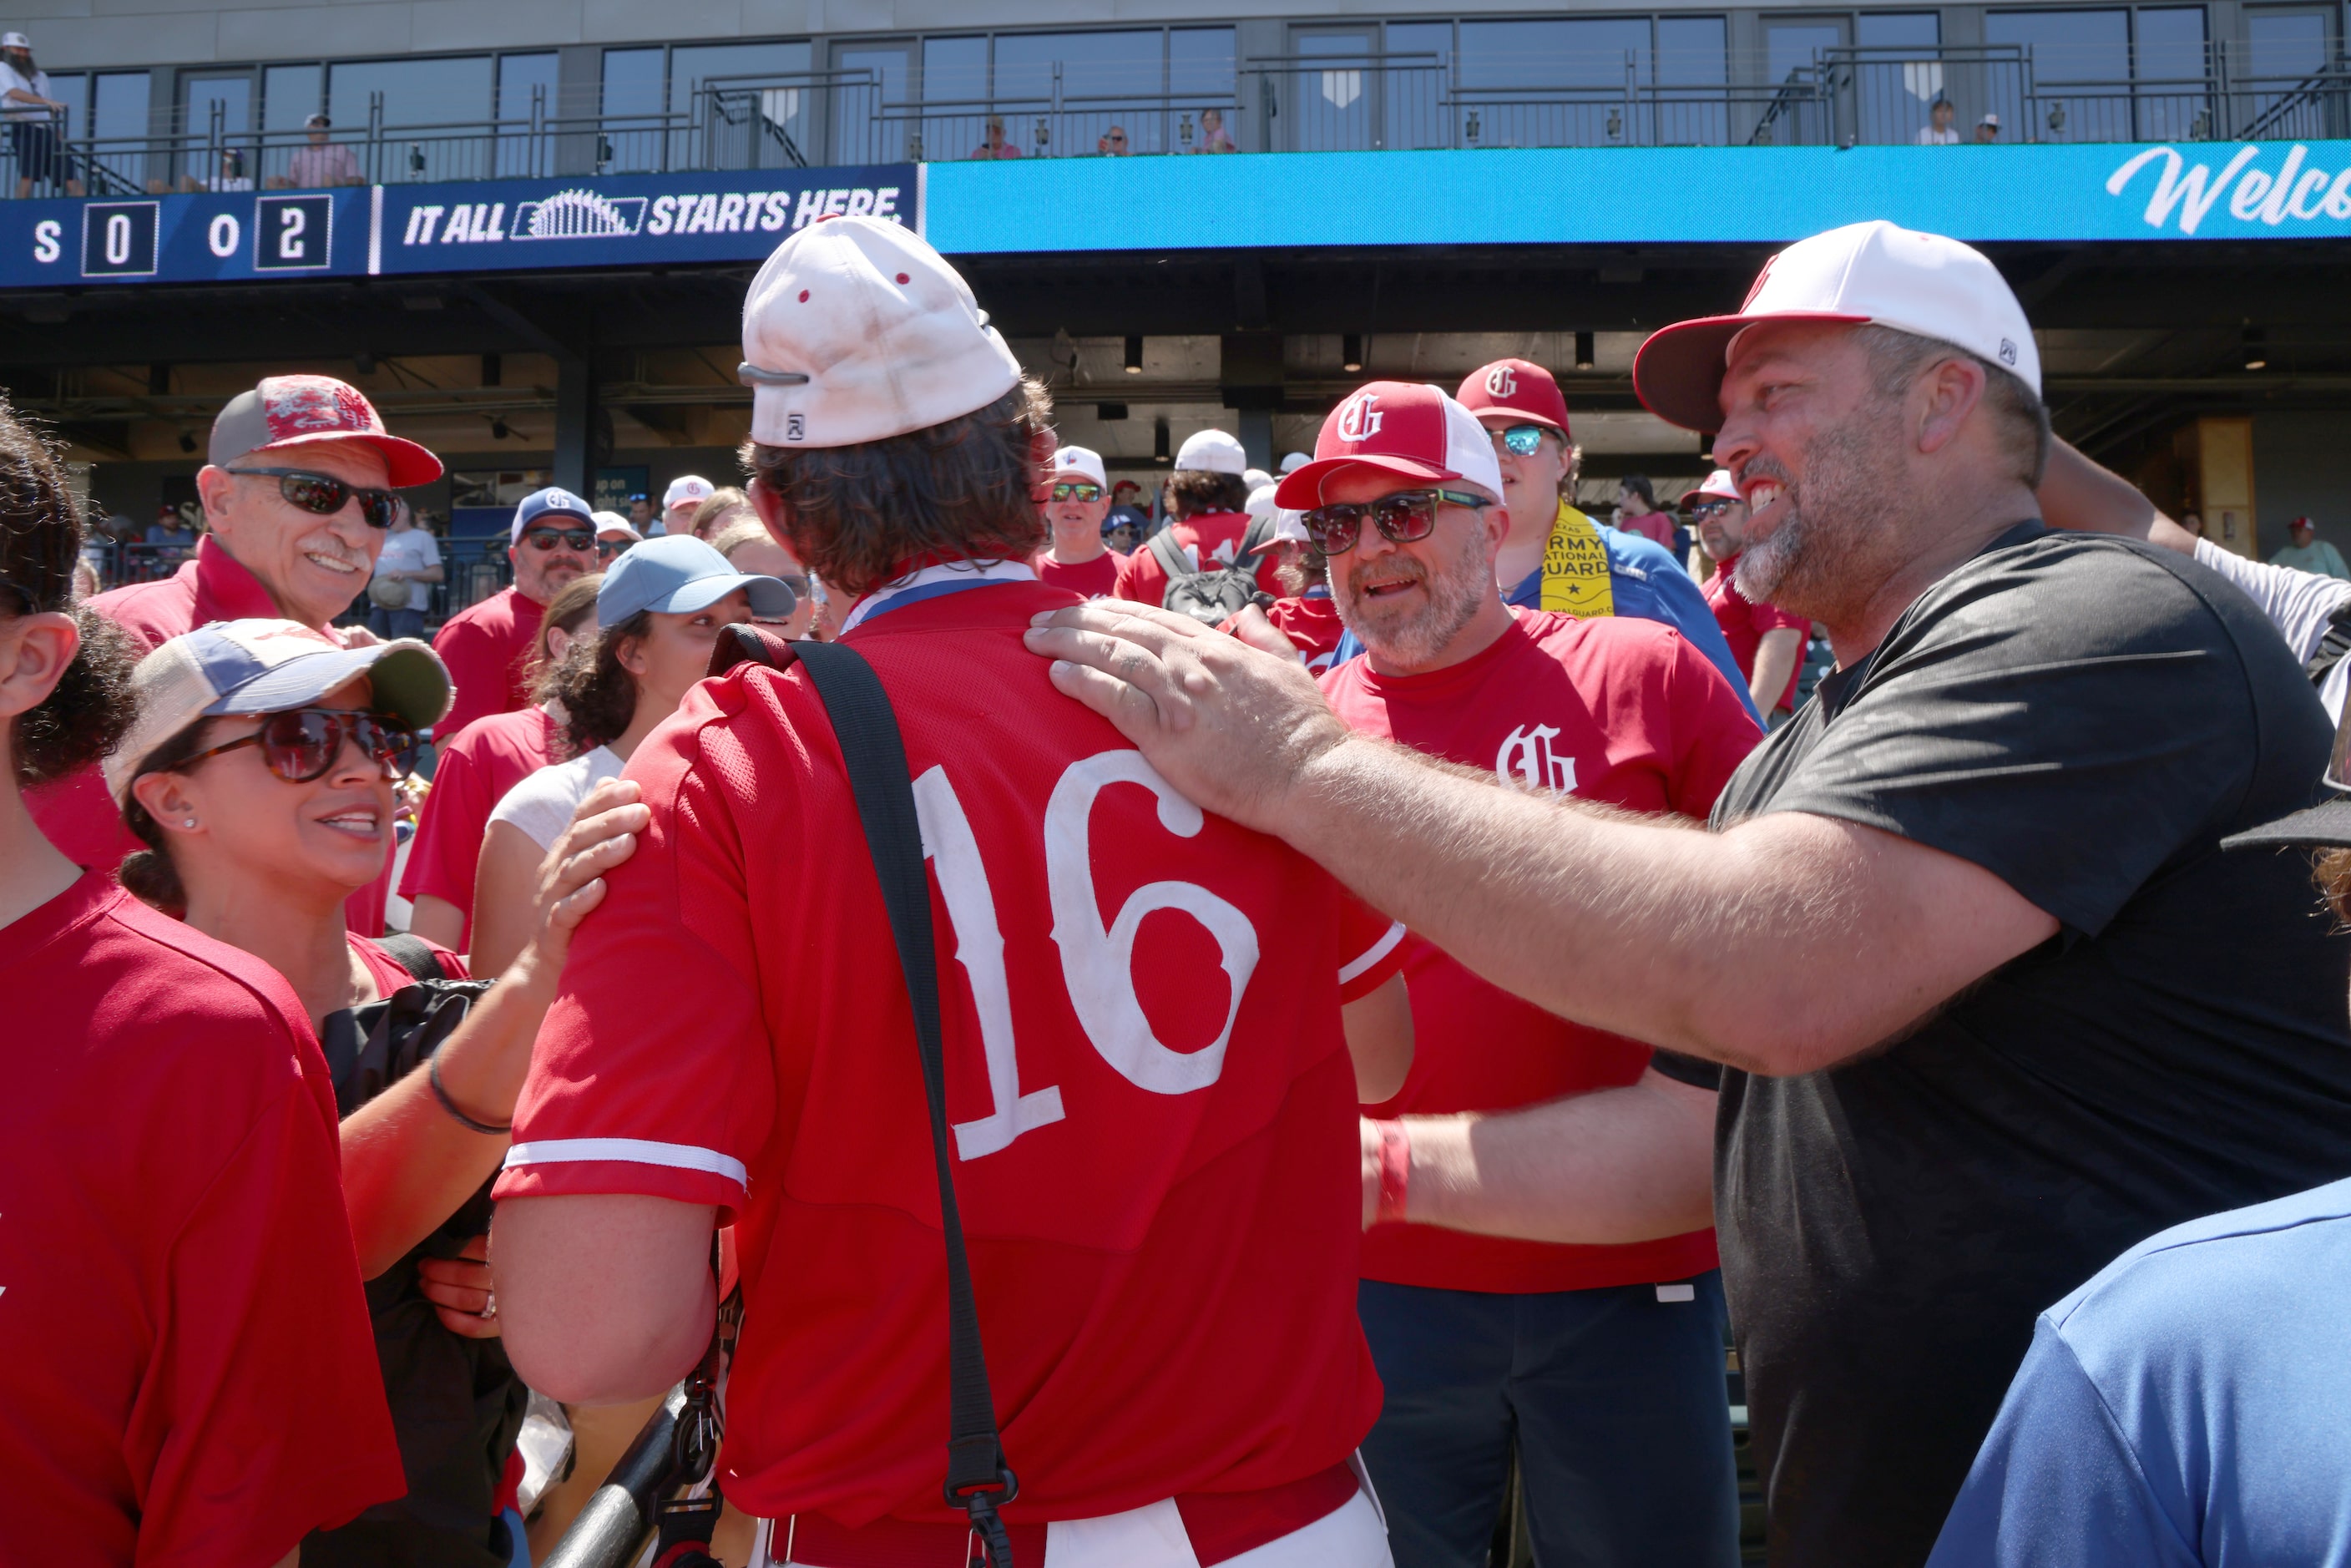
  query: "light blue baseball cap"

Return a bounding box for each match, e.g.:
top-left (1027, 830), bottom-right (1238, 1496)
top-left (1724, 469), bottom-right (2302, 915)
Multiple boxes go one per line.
top-left (596, 533), bottom-right (796, 625)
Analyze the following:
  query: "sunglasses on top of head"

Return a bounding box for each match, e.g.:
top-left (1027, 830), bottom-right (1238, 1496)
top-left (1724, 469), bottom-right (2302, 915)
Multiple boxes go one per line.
top-left (1049, 481), bottom-right (1104, 503)
top-left (228, 467), bottom-right (402, 530)
top-left (172, 708), bottom-right (420, 786)
top-left (521, 525), bottom-right (598, 554)
top-left (1303, 488), bottom-right (1489, 555)
top-left (1489, 424), bottom-right (1552, 458)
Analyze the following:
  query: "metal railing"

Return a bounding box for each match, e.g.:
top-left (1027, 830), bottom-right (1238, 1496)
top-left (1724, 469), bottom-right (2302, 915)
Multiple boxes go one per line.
top-left (4, 36), bottom-right (2344, 199)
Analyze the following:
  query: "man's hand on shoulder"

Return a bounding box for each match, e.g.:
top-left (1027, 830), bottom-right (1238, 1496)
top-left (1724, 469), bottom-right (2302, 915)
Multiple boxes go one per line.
top-left (1024, 599), bottom-right (1352, 834)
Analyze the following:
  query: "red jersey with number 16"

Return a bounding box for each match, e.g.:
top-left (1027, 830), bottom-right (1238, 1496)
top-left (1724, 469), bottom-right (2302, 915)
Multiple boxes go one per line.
top-left (498, 578), bottom-right (1404, 1530)
top-left (1324, 609), bottom-right (1760, 1294)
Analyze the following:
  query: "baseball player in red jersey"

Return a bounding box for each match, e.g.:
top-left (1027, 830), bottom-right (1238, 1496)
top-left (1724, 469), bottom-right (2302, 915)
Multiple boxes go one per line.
top-left (493, 216), bottom-right (1413, 1568)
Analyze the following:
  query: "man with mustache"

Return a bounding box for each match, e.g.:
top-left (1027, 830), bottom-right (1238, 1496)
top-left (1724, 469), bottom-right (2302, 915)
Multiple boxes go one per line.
top-left (1292, 382), bottom-right (1759, 1566)
top-left (28, 374), bottom-right (439, 935)
top-left (1025, 220), bottom-right (2351, 1565)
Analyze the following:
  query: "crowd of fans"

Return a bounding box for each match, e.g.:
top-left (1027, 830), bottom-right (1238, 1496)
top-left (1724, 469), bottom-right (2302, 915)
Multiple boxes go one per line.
top-left (8, 211), bottom-right (2351, 1568)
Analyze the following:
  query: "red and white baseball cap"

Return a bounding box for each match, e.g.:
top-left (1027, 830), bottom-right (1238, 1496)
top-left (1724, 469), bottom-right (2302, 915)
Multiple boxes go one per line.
top-left (1694, 468), bottom-right (1741, 503)
top-left (1275, 382), bottom-right (1504, 509)
top-left (1457, 358), bottom-right (1572, 438)
top-left (209, 375), bottom-right (442, 488)
top-left (663, 474), bottom-right (715, 512)
top-left (740, 215), bottom-right (1022, 449)
top-left (1633, 220), bottom-right (2040, 434)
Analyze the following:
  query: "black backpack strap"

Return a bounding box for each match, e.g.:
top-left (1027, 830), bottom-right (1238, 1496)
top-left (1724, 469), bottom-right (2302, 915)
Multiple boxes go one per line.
top-left (1235, 512), bottom-right (1275, 561)
top-left (1149, 526), bottom-right (1196, 586)
top-left (375, 930), bottom-right (448, 984)
top-left (791, 639), bottom-right (1019, 1567)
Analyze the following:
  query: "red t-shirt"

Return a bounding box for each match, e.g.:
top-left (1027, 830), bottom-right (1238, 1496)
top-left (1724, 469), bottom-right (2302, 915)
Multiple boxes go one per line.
top-left (28, 537), bottom-right (394, 935)
top-left (1704, 553), bottom-right (1811, 714)
top-left (1615, 509), bottom-right (1676, 550)
top-left (0, 873), bottom-right (402, 1560)
top-left (399, 706), bottom-right (559, 944)
top-left (1111, 513), bottom-right (1285, 609)
top-left (1265, 593), bottom-right (1346, 675)
top-left (498, 579), bottom-right (1403, 1529)
top-left (1323, 609), bottom-right (1760, 1294)
top-left (1030, 546), bottom-right (1127, 599)
top-left (432, 587), bottom-right (545, 740)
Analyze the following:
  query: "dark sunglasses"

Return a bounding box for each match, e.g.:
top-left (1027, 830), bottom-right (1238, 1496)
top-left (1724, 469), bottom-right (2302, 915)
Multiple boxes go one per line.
top-left (595, 539), bottom-right (631, 559)
top-left (228, 467), bottom-right (402, 530)
top-left (522, 527), bottom-right (598, 554)
top-left (1050, 482), bottom-right (1105, 503)
top-left (1690, 498), bottom-right (1735, 519)
top-left (1304, 488), bottom-right (1489, 555)
top-left (176, 708), bottom-right (419, 784)
top-left (1489, 424), bottom-right (1551, 458)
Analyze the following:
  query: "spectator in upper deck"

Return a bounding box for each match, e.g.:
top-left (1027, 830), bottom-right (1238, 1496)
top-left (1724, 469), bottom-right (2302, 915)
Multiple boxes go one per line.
top-left (973, 115), bottom-right (1023, 159)
top-left (1918, 99), bottom-right (1960, 144)
top-left (1098, 124), bottom-right (1130, 155)
top-left (1193, 106), bottom-right (1237, 153)
top-left (272, 114), bottom-right (362, 189)
top-left (1974, 112), bottom-right (2002, 143)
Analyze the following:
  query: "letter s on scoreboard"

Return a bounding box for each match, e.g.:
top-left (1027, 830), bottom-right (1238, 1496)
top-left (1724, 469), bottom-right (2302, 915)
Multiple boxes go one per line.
top-left (648, 195), bottom-right (676, 236)
top-left (32, 219), bottom-right (59, 264)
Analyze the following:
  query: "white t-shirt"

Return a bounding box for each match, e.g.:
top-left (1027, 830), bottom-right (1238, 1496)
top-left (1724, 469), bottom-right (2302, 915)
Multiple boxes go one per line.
top-left (488, 746), bottom-right (625, 852)
top-left (372, 527), bottom-right (442, 612)
top-left (0, 63), bottom-right (53, 123)
top-left (2194, 536), bottom-right (2351, 722)
top-left (1915, 125), bottom-right (1959, 145)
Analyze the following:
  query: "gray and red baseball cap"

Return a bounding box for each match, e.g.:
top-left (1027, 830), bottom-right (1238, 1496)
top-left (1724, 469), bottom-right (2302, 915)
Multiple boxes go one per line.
top-left (209, 375), bottom-right (442, 488)
top-left (1458, 358), bottom-right (1573, 438)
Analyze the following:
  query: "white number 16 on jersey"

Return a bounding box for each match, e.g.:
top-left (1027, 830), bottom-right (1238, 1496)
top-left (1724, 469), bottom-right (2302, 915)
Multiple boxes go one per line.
top-left (913, 749), bottom-right (1262, 1161)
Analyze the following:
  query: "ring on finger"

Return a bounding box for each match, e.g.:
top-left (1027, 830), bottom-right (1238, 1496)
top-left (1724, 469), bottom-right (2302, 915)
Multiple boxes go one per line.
top-left (480, 1292), bottom-right (498, 1320)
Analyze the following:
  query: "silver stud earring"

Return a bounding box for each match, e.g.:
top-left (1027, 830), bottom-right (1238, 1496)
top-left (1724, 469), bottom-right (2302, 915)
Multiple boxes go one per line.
top-left (180, 818), bottom-right (197, 829)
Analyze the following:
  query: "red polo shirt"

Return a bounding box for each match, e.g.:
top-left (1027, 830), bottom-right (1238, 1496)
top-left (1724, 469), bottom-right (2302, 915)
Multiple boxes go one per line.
top-left (1325, 609), bottom-right (1759, 1293)
top-left (432, 587), bottom-right (544, 739)
top-left (28, 536), bottom-right (394, 933)
top-left (1704, 553), bottom-right (1810, 713)
top-left (0, 872), bottom-right (402, 1561)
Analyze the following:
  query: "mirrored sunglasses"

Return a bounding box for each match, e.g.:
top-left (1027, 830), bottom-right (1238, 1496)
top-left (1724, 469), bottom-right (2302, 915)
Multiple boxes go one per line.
top-left (1303, 488), bottom-right (1489, 555)
top-left (228, 467), bottom-right (402, 530)
top-left (1490, 424), bottom-right (1550, 458)
top-left (174, 707), bottom-right (419, 785)
top-left (1050, 482), bottom-right (1105, 503)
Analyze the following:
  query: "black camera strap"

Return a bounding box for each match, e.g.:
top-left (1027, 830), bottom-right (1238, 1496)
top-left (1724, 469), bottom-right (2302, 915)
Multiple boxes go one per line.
top-left (710, 626), bottom-right (1019, 1567)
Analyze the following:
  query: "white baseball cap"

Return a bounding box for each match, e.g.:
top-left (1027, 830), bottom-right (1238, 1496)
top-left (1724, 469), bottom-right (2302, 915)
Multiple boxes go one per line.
top-left (1, 33), bottom-right (31, 49)
top-left (663, 475), bottom-right (715, 512)
top-left (1979, 112), bottom-right (2001, 128)
top-left (1242, 467), bottom-right (1274, 493)
top-left (1274, 382), bottom-right (1504, 509)
top-left (1633, 220), bottom-right (2040, 434)
top-left (739, 215), bottom-right (1021, 449)
top-left (1278, 451), bottom-right (1312, 475)
top-left (1176, 428), bottom-right (1249, 476)
top-left (592, 509), bottom-right (643, 541)
top-left (107, 620), bottom-right (451, 806)
top-left (1051, 443), bottom-right (1108, 489)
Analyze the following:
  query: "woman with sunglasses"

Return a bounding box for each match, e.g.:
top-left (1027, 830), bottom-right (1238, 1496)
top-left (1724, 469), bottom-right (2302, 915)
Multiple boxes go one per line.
top-left (713, 518), bottom-right (817, 639)
top-left (1, 419), bottom-right (407, 1564)
top-left (471, 534), bottom-right (792, 978)
top-left (403, 571), bottom-right (602, 953)
top-left (109, 618), bottom-right (648, 1565)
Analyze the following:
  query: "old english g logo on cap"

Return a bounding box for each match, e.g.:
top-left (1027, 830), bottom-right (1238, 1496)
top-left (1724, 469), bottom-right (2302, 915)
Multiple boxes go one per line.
top-left (1336, 392), bottom-right (1384, 443)
top-left (1485, 365), bottom-right (1519, 398)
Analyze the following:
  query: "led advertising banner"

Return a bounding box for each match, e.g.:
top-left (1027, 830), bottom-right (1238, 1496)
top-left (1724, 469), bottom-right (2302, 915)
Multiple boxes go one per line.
top-left (0, 142), bottom-right (2344, 291)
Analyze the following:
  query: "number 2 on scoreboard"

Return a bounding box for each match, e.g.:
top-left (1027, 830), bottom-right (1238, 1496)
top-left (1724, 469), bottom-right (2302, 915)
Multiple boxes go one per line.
top-left (914, 749), bottom-right (1262, 1162)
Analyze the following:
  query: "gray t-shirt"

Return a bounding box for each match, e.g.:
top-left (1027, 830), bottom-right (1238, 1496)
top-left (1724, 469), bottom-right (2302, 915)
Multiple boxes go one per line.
top-left (372, 527), bottom-right (442, 613)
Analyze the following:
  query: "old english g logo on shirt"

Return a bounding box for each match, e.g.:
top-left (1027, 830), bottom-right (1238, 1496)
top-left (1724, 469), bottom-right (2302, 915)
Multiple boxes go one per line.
top-left (1539, 501), bottom-right (1615, 620)
top-left (1496, 722), bottom-right (1576, 794)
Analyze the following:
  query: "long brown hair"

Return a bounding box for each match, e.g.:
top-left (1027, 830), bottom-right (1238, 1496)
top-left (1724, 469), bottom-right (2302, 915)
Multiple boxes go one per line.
top-left (740, 377), bottom-right (1051, 603)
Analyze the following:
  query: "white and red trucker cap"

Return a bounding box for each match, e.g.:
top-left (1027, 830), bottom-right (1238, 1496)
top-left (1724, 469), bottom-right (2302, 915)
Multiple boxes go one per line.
top-left (739, 215), bottom-right (1022, 449)
top-left (1275, 382), bottom-right (1504, 509)
top-left (1632, 220), bottom-right (2040, 434)
top-left (210, 375), bottom-right (442, 488)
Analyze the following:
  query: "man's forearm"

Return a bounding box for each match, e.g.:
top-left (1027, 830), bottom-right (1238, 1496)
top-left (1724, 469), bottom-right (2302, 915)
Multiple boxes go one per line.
top-left (1394, 1071), bottom-right (1716, 1245)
